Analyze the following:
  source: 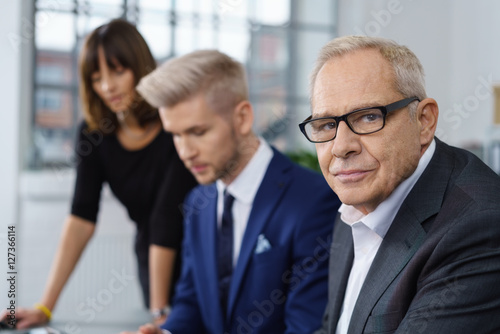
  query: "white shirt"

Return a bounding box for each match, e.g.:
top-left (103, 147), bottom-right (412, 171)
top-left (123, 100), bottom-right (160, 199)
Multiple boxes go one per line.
top-left (335, 140), bottom-right (436, 334)
top-left (216, 137), bottom-right (273, 266)
top-left (163, 138), bottom-right (273, 334)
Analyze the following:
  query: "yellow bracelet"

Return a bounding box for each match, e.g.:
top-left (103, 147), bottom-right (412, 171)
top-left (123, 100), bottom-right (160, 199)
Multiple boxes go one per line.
top-left (34, 303), bottom-right (52, 321)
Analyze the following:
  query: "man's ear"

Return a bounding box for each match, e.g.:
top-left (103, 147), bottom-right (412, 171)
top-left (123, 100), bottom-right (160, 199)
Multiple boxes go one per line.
top-left (233, 100), bottom-right (254, 135)
top-left (416, 98), bottom-right (439, 147)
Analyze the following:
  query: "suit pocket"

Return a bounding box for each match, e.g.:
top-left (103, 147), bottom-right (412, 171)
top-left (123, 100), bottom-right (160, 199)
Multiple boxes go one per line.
top-left (245, 246), bottom-right (288, 301)
top-left (252, 245), bottom-right (286, 266)
top-left (364, 311), bottom-right (402, 334)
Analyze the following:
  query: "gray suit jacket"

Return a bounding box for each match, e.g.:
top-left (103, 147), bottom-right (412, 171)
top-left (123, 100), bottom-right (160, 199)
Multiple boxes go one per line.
top-left (316, 138), bottom-right (500, 334)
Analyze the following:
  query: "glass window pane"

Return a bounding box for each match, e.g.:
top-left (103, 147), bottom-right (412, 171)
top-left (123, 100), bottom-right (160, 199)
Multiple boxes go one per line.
top-left (36, 65), bottom-right (64, 83)
top-left (176, 0), bottom-right (195, 13)
top-left (199, 0), bottom-right (215, 17)
top-left (248, 68), bottom-right (287, 98)
top-left (34, 88), bottom-right (75, 167)
top-left (138, 11), bottom-right (172, 59)
top-left (294, 103), bottom-right (316, 149)
top-left (75, 1), bottom-right (123, 18)
top-left (249, 27), bottom-right (288, 70)
top-left (139, 0), bottom-right (172, 11)
top-left (84, 0), bottom-right (122, 5)
top-left (252, 0), bottom-right (290, 25)
top-left (76, 15), bottom-right (110, 38)
top-left (295, 0), bottom-right (336, 26)
top-left (252, 100), bottom-right (289, 150)
top-left (90, 4), bottom-right (124, 18)
top-left (253, 99), bottom-right (286, 132)
top-left (37, 0), bottom-right (76, 12)
top-left (198, 19), bottom-right (216, 49)
top-left (35, 88), bottom-right (73, 126)
top-left (28, 0), bottom-right (339, 169)
top-left (35, 12), bottom-right (75, 52)
top-left (247, 26), bottom-right (288, 98)
top-left (218, 22), bottom-right (250, 62)
top-left (32, 127), bottom-right (74, 168)
top-left (217, 0), bottom-right (249, 19)
top-left (175, 20), bottom-right (195, 55)
top-left (36, 50), bottom-right (73, 85)
top-left (295, 30), bottom-right (334, 98)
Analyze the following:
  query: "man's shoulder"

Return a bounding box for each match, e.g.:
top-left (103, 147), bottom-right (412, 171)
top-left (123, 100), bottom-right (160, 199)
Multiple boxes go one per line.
top-left (183, 183), bottom-right (217, 212)
top-left (268, 147), bottom-right (324, 178)
top-left (440, 141), bottom-right (500, 198)
top-left (268, 148), bottom-right (332, 191)
top-left (401, 139), bottom-right (499, 225)
top-left (429, 139), bottom-right (500, 216)
top-left (264, 149), bottom-right (340, 214)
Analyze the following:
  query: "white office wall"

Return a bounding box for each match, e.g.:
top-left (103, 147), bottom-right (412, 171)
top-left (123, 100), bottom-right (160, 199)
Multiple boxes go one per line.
top-left (0, 0), bottom-right (22, 226)
top-left (447, 1), bottom-right (500, 147)
top-left (0, 0), bottom-right (22, 312)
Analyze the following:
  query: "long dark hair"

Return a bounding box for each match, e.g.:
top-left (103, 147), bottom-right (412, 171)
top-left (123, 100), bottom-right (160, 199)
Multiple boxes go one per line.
top-left (79, 19), bottom-right (158, 131)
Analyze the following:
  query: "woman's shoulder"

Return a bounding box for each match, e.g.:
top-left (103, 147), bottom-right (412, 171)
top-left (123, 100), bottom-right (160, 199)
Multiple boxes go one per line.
top-left (74, 119), bottom-right (116, 157)
top-left (76, 119), bottom-right (88, 133)
top-left (76, 119), bottom-right (117, 136)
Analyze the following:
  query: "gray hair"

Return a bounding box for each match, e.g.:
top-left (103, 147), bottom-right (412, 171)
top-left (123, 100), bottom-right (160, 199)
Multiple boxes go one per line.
top-left (137, 50), bottom-right (248, 114)
top-left (310, 36), bottom-right (426, 117)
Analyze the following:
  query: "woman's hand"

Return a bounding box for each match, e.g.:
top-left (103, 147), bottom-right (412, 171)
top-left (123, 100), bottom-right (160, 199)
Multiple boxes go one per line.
top-left (0, 307), bottom-right (49, 329)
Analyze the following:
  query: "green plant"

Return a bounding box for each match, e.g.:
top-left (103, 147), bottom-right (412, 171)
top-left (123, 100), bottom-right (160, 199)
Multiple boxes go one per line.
top-left (286, 150), bottom-right (322, 174)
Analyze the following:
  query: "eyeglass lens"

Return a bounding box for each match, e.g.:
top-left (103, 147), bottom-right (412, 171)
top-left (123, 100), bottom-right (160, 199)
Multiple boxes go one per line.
top-left (305, 108), bottom-right (385, 142)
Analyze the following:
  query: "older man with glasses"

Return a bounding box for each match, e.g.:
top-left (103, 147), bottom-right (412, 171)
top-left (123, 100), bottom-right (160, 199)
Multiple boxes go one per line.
top-left (301, 35), bottom-right (500, 334)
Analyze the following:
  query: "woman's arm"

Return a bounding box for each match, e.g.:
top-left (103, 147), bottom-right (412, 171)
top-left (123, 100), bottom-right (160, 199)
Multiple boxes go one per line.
top-left (149, 245), bottom-right (176, 325)
top-left (146, 134), bottom-right (197, 326)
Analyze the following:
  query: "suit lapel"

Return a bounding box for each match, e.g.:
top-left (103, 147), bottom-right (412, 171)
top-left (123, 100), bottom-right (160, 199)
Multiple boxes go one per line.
top-left (348, 138), bottom-right (454, 334)
top-left (348, 206), bottom-right (426, 333)
top-left (226, 149), bottom-right (291, 319)
top-left (327, 218), bottom-right (354, 333)
top-left (198, 185), bottom-right (225, 330)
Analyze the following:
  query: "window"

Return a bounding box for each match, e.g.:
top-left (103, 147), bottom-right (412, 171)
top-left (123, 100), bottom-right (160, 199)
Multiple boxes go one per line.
top-left (29, 0), bottom-right (337, 169)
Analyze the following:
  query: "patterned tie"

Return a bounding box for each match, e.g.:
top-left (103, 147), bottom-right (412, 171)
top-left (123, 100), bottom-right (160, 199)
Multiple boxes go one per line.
top-left (217, 190), bottom-right (235, 318)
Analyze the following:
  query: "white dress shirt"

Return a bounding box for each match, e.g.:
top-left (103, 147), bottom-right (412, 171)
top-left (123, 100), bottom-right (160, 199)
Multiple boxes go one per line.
top-left (216, 137), bottom-right (273, 266)
top-left (335, 140), bottom-right (436, 334)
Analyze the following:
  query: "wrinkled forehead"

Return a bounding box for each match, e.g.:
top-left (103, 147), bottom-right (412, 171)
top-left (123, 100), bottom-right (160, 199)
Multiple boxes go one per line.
top-left (311, 50), bottom-right (398, 117)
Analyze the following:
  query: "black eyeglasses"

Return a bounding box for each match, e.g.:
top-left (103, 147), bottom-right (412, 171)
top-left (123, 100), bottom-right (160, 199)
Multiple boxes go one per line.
top-left (299, 97), bottom-right (420, 143)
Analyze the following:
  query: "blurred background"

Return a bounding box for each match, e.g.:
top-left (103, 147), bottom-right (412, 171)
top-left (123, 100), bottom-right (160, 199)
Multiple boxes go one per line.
top-left (1, 0), bottom-right (500, 332)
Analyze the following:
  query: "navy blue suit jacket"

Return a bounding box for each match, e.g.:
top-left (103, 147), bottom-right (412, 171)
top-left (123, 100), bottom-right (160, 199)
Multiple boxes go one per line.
top-left (162, 148), bottom-right (341, 334)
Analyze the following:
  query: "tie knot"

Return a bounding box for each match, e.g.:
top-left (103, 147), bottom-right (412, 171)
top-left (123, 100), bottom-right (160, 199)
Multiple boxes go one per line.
top-left (224, 190), bottom-right (235, 209)
top-left (222, 190), bottom-right (235, 228)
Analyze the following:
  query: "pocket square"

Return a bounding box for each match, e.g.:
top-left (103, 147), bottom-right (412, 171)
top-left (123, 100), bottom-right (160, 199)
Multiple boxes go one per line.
top-left (254, 234), bottom-right (272, 254)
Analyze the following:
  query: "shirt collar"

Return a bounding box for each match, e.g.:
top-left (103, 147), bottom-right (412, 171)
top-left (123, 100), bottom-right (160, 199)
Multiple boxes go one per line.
top-left (339, 139), bottom-right (436, 238)
top-left (216, 137), bottom-right (273, 204)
